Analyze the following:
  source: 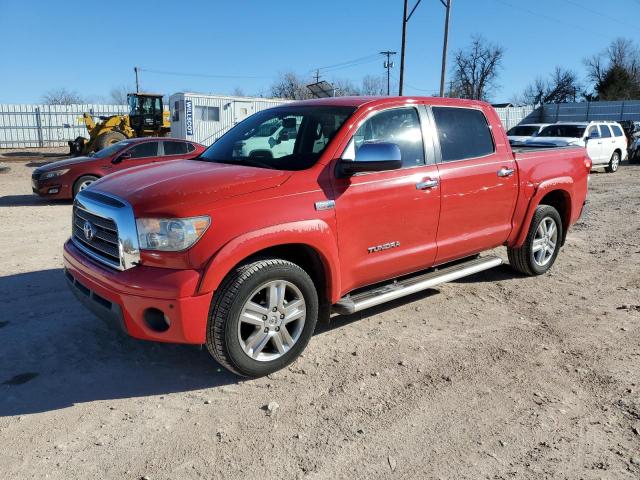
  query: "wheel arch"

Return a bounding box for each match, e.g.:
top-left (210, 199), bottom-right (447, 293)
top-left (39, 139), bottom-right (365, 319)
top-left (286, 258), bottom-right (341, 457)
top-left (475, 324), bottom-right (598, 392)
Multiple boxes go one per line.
top-left (512, 178), bottom-right (574, 248)
top-left (198, 220), bottom-right (341, 304)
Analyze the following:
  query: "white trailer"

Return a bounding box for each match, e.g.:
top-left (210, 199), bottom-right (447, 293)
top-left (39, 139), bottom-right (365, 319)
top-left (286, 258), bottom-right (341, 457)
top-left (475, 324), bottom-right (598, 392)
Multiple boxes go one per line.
top-left (169, 92), bottom-right (290, 146)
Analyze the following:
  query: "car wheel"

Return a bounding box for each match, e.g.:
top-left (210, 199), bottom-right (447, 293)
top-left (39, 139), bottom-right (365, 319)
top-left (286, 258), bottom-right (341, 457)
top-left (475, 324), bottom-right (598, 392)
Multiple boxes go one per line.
top-left (606, 151), bottom-right (620, 173)
top-left (95, 131), bottom-right (126, 151)
top-left (206, 259), bottom-right (319, 377)
top-left (73, 175), bottom-right (99, 198)
top-left (508, 205), bottom-right (563, 276)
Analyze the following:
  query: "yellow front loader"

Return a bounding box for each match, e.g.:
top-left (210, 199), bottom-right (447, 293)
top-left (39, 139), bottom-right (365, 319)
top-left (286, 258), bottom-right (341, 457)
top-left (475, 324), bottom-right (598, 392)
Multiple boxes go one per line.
top-left (69, 93), bottom-right (171, 155)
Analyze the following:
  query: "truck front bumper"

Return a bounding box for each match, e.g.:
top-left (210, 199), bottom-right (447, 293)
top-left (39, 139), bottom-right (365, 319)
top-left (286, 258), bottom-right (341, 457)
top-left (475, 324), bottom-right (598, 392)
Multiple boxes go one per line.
top-left (63, 240), bottom-right (212, 344)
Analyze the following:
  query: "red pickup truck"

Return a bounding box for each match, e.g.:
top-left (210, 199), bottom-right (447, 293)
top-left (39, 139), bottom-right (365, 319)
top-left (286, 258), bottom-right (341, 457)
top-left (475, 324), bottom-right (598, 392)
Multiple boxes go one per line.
top-left (63, 97), bottom-right (590, 377)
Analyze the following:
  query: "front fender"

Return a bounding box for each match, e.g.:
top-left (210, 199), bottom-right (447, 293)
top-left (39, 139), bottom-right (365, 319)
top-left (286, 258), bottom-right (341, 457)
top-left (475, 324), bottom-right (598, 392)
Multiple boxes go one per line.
top-left (197, 219), bottom-right (341, 302)
top-left (511, 176), bottom-right (574, 248)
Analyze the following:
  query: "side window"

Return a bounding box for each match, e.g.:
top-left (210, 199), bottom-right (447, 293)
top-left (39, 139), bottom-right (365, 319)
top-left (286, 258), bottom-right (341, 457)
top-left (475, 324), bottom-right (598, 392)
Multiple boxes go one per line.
top-left (611, 125), bottom-right (624, 137)
top-left (186, 143), bottom-right (196, 152)
top-left (350, 108), bottom-right (425, 168)
top-left (163, 141), bottom-right (188, 155)
top-left (196, 106), bottom-right (220, 122)
top-left (432, 107), bottom-right (495, 162)
top-left (587, 126), bottom-right (599, 137)
top-left (599, 125), bottom-right (612, 138)
top-left (128, 142), bottom-right (159, 158)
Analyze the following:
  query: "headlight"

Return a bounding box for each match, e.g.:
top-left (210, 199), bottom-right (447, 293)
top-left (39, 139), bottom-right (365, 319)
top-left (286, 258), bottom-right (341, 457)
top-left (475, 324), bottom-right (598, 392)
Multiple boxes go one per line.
top-left (136, 216), bottom-right (210, 251)
top-left (41, 169), bottom-right (69, 179)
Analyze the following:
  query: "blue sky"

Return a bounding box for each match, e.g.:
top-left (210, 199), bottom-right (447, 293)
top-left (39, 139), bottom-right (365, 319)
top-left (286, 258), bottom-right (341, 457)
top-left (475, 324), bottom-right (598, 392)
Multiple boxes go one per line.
top-left (0, 0), bottom-right (637, 104)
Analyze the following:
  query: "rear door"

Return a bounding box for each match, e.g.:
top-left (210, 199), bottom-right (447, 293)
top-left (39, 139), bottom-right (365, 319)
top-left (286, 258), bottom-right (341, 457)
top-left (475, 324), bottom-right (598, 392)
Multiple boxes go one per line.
top-left (331, 105), bottom-right (441, 293)
top-left (430, 105), bottom-right (518, 264)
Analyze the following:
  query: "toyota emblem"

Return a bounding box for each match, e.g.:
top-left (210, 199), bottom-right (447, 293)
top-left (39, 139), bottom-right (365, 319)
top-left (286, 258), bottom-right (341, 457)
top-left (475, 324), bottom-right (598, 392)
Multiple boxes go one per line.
top-left (83, 220), bottom-right (95, 242)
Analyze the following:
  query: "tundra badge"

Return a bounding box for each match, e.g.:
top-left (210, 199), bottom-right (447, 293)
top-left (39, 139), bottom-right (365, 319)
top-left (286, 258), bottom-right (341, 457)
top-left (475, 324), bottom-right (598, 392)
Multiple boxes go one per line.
top-left (367, 241), bottom-right (400, 254)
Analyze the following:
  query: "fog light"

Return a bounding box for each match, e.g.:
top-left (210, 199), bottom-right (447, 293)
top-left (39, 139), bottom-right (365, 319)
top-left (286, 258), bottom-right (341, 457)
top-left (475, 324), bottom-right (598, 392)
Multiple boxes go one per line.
top-left (143, 308), bottom-right (171, 332)
top-left (48, 188), bottom-right (59, 194)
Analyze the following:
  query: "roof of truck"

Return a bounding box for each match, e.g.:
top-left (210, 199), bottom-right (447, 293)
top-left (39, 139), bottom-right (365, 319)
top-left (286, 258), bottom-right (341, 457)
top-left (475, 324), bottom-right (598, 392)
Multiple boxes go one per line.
top-left (285, 96), bottom-right (490, 109)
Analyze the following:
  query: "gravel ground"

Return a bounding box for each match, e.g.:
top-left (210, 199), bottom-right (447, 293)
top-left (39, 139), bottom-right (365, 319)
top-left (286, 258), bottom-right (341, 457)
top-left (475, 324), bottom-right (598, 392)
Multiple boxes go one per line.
top-left (1, 160), bottom-right (639, 479)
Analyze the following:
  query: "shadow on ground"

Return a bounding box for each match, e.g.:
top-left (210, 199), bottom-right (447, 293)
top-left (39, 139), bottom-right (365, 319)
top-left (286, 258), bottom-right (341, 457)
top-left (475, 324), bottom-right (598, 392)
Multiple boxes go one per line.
top-left (0, 194), bottom-right (72, 207)
top-left (0, 151), bottom-right (68, 159)
top-left (0, 268), bottom-right (237, 417)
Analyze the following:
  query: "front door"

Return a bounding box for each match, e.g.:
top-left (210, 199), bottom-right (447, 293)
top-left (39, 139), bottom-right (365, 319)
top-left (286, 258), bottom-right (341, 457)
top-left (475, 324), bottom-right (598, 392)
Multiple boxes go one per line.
top-left (586, 125), bottom-right (603, 164)
top-left (430, 106), bottom-right (518, 264)
top-left (331, 106), bottom-right (441, 294)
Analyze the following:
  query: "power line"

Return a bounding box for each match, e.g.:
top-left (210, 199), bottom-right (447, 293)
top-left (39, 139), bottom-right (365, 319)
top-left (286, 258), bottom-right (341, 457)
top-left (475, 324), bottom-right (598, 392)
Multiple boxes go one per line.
top-left (563, 0), bottom-right (637, 31)
top-left (492, 0), bottom-right (596, 35)
top-left (315, 54), bottom-right (381, 72)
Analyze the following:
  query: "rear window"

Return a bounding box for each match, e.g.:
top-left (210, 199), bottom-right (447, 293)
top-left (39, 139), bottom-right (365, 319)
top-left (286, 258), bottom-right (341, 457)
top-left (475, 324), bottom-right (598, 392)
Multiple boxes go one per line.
top-left (508, 125), bottom-right (539, 136)
top-left (538, 125), bottom-right (586, 138)
top-left (163, 141), bottom-right (189, 155)
top-left (599, 125), bottom-right (612, 138)
top-left (611, 125), bottom-right (624, 137)
top-left (432, 107), bottom-right (495, 162)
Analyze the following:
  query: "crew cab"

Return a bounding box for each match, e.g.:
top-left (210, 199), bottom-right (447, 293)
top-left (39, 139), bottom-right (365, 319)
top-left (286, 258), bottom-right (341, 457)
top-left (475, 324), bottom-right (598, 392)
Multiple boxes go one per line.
top-left (525, 121), bottom-right (626, 173)
top-left (63, 97), bottom-right (590, 377)
top-left (32, 138), bottom-right (205, 199)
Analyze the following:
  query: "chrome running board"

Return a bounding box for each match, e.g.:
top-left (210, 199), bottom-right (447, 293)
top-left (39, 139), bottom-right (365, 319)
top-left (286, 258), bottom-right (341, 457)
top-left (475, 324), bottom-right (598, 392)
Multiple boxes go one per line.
top-left (333, 256), bottom-right (503, 315)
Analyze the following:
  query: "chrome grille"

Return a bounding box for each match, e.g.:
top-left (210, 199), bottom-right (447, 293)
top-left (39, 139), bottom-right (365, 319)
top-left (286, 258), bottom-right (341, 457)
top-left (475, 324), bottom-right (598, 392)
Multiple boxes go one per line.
top-left (70, 190), bottom-right (140, 271)
top-left (73, 206), bottom-right (121, 266)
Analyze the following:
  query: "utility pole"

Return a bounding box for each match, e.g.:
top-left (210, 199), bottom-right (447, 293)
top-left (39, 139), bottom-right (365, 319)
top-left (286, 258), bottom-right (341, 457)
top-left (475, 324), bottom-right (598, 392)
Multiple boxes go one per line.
top-left (439, 0), bottom-right (452, 97)
top-left (314, 69), bottom-right (321, 83)
top-left (399, 0), bottom-right (422, 96)
top-left (134, 66), bottom-right (140, 93)
top-left (380, 51), bottom-right (397, 95)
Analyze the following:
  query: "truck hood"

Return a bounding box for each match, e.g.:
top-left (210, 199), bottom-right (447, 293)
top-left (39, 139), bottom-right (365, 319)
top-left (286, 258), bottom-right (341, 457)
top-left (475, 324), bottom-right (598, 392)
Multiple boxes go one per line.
top-left (525, 137), bottom-right (585, 147)
top-left (35, 156), bottom-right (95, 172)
top-left (91, 160), bottom-right (291, 214)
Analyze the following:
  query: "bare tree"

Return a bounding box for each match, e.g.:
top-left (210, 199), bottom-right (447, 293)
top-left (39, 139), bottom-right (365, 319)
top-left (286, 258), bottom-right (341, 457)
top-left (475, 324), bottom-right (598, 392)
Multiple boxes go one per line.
top-left (269, 72), bottom-right (313, 100)
top-left (42, 88), bottom-right (84, 105)
top-left (360, 75), bottom-right (387, 96)
top-left (332, 78), bottom-right (360, 96)
top-left (518, 67), bottom-right (581, 106)
top-left (109, 85), bottom-right (131, 105)
top-left (450, 36), bottom-right (504, 101)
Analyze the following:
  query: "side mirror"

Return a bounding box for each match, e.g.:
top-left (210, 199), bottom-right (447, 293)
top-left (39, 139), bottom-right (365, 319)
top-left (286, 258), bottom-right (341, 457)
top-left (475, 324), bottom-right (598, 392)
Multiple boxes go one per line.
top-left (112, 151), bottom-right (132, 164)
top-left (337, 142), bottom-right (402, 176)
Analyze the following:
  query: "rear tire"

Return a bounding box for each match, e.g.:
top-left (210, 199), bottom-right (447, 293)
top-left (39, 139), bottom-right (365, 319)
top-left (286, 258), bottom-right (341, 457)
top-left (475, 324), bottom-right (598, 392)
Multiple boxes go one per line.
top-left (73, 175), bottom-right (99, 198)
top-left (206, 259), bottom-right (319, 377)
top-left (508, 205), bottom-right (563, 276)
top-left (95, 131), bottom-right (126, 151)
top-left (605, 151), bottom-right (620, 173)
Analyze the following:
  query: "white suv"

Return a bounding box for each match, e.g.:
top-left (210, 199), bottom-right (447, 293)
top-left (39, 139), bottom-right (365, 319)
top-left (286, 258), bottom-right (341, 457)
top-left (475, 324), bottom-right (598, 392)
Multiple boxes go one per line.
top-left (526, 121), bottom-right (627, 173)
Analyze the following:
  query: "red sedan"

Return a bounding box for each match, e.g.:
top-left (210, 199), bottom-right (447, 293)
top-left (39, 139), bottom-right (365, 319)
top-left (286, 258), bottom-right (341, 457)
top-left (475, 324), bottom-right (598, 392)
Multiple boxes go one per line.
top-left (32, 137), bottom-right (205, 199)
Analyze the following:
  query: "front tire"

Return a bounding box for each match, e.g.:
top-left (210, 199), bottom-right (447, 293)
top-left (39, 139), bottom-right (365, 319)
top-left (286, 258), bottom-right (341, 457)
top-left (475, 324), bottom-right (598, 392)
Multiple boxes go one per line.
top-left (206, 259), bottom-right (319, 377)
top-left (73, 175), bottom-right (99, 198)
top-left (606, 151), bottom-right (620, 173)
top-left (508, 205), bottom-right (563, 276)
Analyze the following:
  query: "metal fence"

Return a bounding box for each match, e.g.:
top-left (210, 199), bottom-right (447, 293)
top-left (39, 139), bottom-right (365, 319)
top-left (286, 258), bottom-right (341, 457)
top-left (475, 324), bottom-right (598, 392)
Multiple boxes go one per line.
top-left (0, 104), bottom-right (128, 148)
top-left (3, 101), bottom-right (636, 150)
top-left (494, 105), bottom-right (537, 130)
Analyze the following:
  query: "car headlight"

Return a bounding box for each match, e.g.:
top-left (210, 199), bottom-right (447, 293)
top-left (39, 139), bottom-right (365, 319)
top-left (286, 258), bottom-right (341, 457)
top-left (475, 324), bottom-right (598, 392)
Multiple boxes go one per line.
top-left (136, 216), bottom-right (210, 251)
top-left (41, 169), bottom-right (69, 179)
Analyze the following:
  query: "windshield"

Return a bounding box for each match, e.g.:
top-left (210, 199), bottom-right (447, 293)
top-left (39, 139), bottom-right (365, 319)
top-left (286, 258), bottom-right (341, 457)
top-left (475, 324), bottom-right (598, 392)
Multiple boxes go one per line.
top-left (197, 106), bottom-right (355, 171)
top-left (91, 140), bottom-right (132, 158)
top-left (508, 126), bottom-right (540, 136)
top-left (538, 125), bottom-right (586, 138)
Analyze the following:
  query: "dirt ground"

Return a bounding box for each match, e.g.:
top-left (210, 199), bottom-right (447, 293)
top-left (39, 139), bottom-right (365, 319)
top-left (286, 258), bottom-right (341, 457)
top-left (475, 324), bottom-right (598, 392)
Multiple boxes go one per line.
top-left (1, 158), bottom-right (639, 480)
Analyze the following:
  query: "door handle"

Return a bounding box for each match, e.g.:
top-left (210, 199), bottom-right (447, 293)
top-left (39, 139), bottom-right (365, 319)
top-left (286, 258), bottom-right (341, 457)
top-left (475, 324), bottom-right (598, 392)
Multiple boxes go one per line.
top-left (416, 178), bottom-right (439, 190)
top-left (497, 167), bottom-right (515, 177)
